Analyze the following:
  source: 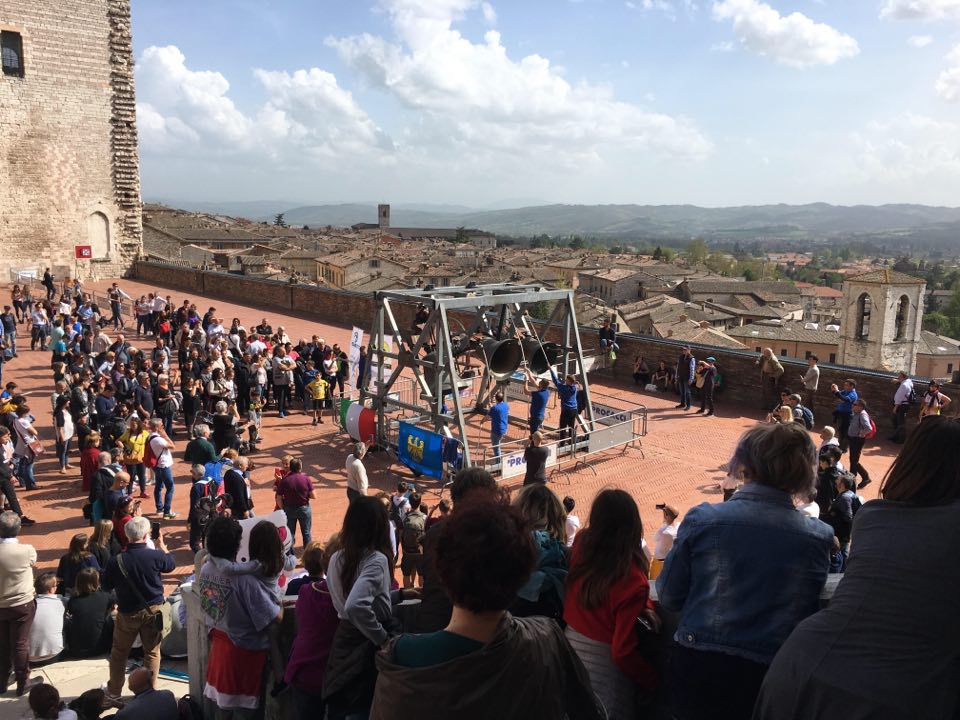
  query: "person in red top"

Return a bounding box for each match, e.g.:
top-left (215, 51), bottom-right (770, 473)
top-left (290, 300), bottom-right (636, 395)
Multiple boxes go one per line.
top-left (79, 432), bottom-right (102, 493)
top-left (112, 496), bottom-right (138, 551)
top-left (275, 458), bottom-right (315, 549)
top-left (563, 488), bottom-right (658, 719)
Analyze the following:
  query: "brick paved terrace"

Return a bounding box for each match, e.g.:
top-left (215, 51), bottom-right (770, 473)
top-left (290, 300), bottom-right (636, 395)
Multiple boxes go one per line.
top-left (3, 277), bottom-right (903, 584)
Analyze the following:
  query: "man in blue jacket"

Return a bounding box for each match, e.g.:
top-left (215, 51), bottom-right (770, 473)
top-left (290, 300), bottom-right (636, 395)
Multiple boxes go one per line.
top-left (550, 370), bottom-right (580, 445)
top-left (524, 371), bottom-right (551, 434)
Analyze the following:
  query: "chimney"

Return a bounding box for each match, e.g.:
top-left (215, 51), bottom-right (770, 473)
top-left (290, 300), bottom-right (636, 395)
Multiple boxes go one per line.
top-left (679, 314), bottom-right (688, 322)
top-left (699, 321), bottom-right (710, 329)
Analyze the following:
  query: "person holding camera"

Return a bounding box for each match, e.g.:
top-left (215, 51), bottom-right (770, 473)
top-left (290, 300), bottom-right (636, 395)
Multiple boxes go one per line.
top-left (102, 516), bottom-right (175, 701)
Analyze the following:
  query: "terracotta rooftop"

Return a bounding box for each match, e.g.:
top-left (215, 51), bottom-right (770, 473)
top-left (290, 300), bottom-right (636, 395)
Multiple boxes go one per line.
top-left (846, 269), bottom-right (926, 285)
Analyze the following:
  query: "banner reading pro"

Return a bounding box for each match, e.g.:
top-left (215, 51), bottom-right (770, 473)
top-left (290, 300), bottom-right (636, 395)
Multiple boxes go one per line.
top-left (397, 421), bottom-right (444, 479)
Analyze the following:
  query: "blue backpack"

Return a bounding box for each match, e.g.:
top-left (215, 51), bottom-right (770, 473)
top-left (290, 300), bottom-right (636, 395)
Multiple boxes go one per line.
top-left (203, 461), bottom-right (224, 489)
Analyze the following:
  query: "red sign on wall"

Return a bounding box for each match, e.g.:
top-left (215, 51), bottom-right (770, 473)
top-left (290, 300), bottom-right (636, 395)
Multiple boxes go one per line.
top-left (75, 245), bottom-right (92, 259)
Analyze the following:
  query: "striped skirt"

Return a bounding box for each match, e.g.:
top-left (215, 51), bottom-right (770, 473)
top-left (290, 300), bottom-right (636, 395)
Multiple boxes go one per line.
top-left (565, 626), bottom-right (635, 720)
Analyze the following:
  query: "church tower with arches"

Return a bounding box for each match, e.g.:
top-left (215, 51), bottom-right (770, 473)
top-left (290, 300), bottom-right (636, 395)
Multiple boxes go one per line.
top-left (838, 269), bottom-right (927, 374)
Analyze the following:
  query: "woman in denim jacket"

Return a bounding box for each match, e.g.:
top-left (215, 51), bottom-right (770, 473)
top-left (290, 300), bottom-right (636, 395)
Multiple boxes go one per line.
top-left (755, 416), bottom-right (960, 720)
top-left (656, 422), bottom-right (832, 720)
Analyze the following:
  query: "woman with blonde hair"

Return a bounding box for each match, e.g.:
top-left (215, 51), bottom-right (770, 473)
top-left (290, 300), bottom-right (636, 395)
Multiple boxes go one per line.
top-left (118, 416), bottom-right (149, 498)
top-left (86, 519), bottom-right (115, 568)
top-left (510, 483), bottom-right (568, 621)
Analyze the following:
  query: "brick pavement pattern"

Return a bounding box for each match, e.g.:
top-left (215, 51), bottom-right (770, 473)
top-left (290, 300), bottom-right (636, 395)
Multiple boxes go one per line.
top-left (3, 278), bottom-right (901, 585)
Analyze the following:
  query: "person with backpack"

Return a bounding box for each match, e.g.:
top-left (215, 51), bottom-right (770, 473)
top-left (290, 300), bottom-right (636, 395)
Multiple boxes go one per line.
top-left (102, 516), bottom-right (175, 701)
top-left (786, 393), bottom-right (815, 430)
top-left (890, 371), bottom-right (915, 444)
top-left (187, 464), bottom-right (217, 553)
top-left (847, 398), bottom-right (873, 490)
top-left (400, 494), bottom-right (427, 589)
top-left (145, 419), bottom-right (177, 520)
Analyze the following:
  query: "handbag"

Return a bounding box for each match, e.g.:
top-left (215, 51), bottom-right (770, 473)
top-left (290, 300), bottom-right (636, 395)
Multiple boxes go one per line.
top-left (117, 554), bottom-right (172, 639)
top-left (28, 439), bottom-right (44, 456)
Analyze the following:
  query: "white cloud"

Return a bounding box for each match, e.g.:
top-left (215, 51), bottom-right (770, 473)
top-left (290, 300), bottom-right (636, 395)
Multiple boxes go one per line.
top-left (327, 0), bottom-right (711, 167)
top-left (481, 1), bottom-right (496, 23)
top-left (880, 0), bottom-right (960, 21)
top-left (711, 0), bottom-right (859, 68)
top-left (908, 34), bottom-right (934, 47)
top-left (850, 113), bottom-right (960, 183)
top-left (936, 43), bottom-right (960, 100)
top-left (711, 40), bottom-right (735, 51)
top-left (135, 45), bottom-right (392, 162)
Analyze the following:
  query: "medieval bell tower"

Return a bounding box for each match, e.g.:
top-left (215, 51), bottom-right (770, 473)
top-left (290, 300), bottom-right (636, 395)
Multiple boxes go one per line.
top-left (838, 269), bottom-right (926, 373)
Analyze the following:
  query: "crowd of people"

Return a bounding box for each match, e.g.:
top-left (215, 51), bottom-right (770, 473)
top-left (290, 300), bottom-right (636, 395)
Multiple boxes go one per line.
top-left (0, 281), bottom-right (956, 720)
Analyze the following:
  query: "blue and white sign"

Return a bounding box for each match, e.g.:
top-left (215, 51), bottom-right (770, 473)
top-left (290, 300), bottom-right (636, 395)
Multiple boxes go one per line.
top-left (592, 402), bottom-right (630, 427)
top-left (501, 442), bottom-right (558, 479)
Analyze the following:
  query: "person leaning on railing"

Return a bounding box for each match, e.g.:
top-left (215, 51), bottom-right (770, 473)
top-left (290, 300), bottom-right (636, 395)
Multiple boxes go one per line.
top-left (754, 415), bottom-right (960, 720)
top-left (656, 422), bottom-right (832, 720)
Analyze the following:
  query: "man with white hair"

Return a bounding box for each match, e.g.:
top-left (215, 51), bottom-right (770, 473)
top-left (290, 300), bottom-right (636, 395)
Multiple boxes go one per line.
top-left (103, 516), bottom-right (174, 700)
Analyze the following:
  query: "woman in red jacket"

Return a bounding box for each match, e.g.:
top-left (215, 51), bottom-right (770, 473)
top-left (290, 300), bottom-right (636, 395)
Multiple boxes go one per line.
top-left (79, 431), bottom-right (102, 493)
top-left (563, 488), bottom-right (658, 719)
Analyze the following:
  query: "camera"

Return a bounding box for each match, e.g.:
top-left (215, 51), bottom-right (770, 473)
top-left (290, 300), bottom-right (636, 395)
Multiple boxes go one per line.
top-left (150, 520), bottom-right (161, 539)
top-left (655, 503), bottom-right (666, 510)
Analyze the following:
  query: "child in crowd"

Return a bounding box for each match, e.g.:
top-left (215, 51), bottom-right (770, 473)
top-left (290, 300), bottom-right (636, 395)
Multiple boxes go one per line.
top-left (819, 426), bottom-right (845, 471)
top-left (248, 387), bottom-right (263, 448)
top-left (562, 496), bottom-right (580, 548)
top-left (425, 498), bottom-right (451, 531)
top-left (283, 535), bottom-right (342, 720)
top-left (816, 448), bottom-right (843, 519)
top-left (273, 454), bottom-right (293, 511)
top-left (29, 573), bottom-right (64, 664)
top-left (305, 373), bottom-right (330, 426)
top-left (217, 520), bottom-right (297, 697)
top-left (28, 683), bottom-right (78, 720)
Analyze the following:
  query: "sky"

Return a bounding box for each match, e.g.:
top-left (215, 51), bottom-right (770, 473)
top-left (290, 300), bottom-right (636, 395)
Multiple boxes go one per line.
top-left (132, 0), bottom-right (960, 208)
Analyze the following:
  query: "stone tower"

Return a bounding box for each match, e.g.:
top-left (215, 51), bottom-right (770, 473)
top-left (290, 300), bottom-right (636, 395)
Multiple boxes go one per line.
top-left (378, 204), bottom-right (390, 230)
top-left (0, 0), bottom-right (142, 280)
top-left (838, 269), bottom-right (926, 374)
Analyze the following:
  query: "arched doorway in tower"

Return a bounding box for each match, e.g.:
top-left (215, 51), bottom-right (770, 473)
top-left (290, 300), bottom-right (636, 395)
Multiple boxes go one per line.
top-left (86, 211), bottom-right (110, 259)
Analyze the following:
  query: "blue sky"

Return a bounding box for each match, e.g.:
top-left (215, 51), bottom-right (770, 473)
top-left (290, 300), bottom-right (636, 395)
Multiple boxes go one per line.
top-left (131, 0), bottom-right (960, 207)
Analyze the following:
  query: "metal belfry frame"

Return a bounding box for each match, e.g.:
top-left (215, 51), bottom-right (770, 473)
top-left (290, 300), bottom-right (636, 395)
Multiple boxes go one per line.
top-left (359, 283), bottom-right (596, 469)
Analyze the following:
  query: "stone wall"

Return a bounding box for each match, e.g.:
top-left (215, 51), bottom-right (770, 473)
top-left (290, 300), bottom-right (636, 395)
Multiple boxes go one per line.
top-left (133, 262), bottom-right (956, 434)
top-left (0, 0), bottom-right (141, 280)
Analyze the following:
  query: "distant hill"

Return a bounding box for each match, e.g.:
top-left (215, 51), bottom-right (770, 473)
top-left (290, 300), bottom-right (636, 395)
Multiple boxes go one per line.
top-left (148, 199), bottom-right (960, 246)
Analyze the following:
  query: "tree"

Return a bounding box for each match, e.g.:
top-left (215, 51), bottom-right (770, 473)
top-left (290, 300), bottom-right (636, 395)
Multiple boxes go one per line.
top-left (652, 246), bottom-right (663, 260)
top-left (660, 247), bottom-right (676, 262)
top-left (455, 226), bottom-right (468, 243)
top-left (609, 246), bottom-right (624, 255)
top-left (923, 312), bottom-right (952, 335)
top-left (569, 236), bottom-right (586, 250)
top-left (273, 213), bottom-right (288, 228)
top-left (742, 267), bottom-right (758, 281)
top-left (303, 225), bottom-right (310, 231)
top-left (686, 238), bottom-right (708, 265)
